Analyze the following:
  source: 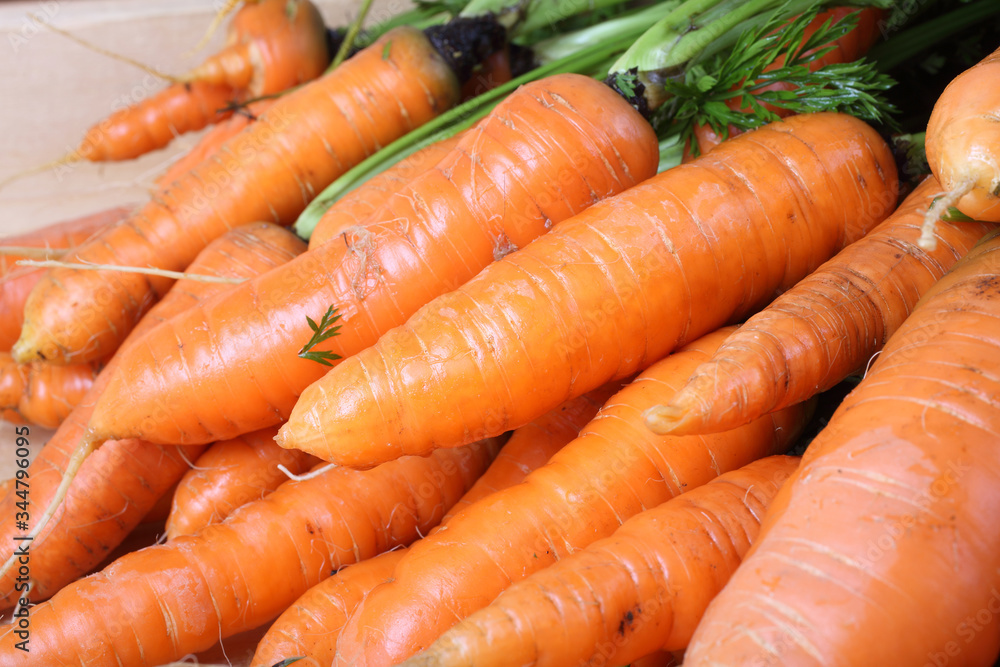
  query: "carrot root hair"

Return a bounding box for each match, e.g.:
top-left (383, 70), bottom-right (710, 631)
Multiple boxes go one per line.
top-left (920, 178), bottom-right (975, 250)
top-left (0, 153), bottom-right (83, 191)
top-left (186, 0), bottom-right (244, 56)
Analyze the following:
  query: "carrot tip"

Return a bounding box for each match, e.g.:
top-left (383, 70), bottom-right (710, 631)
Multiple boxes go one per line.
top-left (643, 404), bottom-right (684, 435)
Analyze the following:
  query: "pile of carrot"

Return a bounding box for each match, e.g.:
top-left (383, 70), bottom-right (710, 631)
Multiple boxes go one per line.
top-left (2, 2), bottom-right (1000, 666)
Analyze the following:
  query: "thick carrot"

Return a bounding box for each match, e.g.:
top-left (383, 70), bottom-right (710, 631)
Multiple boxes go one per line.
top-left (308, 131), bottom-right (465, 248)
top-left (404, 455), bottom-right (800, 667)
top-left (250, 385), bottom-right (618, 667)
top-left (277, 111), bottom-right (898, 468)
top-left (14, 27), bottom-right (461, 365)
top-left (330, 327), bottom-right (813, 667)
top-left (0, 353), bottom-right (98, 429)
top-left (646, 176), bottom-right (994, 436)
top-left (0, 222), bottom-right (305, 606)
top-left (164, 426), bottom-right (319, 539)
top-left (0, 441), bottom-right (499, 665)
top-left (0, 206), bottom-right (130, 351)
top-left (923, 45), bottom-right (1000, 247)
top-left (683, 228), bottom-right (1000, 667)
top-left (83, 72), bottom-right (659, 447)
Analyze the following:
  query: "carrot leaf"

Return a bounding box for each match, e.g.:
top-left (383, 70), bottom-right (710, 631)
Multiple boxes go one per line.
top-left (662, 7), bottom-right (899, 155)
top-left (299, 305), bottom-right (343, 366)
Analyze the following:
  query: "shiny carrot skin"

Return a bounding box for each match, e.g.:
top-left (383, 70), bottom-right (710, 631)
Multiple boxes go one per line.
top-left (278, 111), bottom-right (898, 468)
top-left (15, 27), bottom-right (460, 365)
top-left (925, 45), bottom-right (1000, 222)
top-left (0, 353), bottom-right (98, 429)
top-left (684, 228), bottom-right (1000, 667)
top-left (250, 386), bottom-right (617, 667)
top-left (308, 132), bottom-right (465, 248)
top-left (0, 223), bottom-right (305, 607)
top-left (164, 426), bottom-right (319, 539)
top-left (405, 456), bottom-right (800, 667)
top-left (331, 328), bottom-right (813, 667)
top-left (0, 206), bottom-right (129, 351)
top-left (85, 72), bottom-right (659, 447)
top-left (0, 441), bottom-right (499, 665)
top-left (649, 176), bottom-right (994, 435)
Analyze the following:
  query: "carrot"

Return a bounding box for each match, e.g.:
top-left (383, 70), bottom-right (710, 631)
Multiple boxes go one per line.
top-left (330, 327), bottom-right (813, 667)
top-left (404, 455), bottom-right (800, 667)
top-left (308, 131), bottom-right (465, 248)
top-left (0, 440), bottom-right (499, 665)
top-left (688, 7), bottom-right (885, 156)
top-left (0, 222), bottom-right (305, 606)
top-left (922, 45), bottom-right (1000, 249)
top-left (0, 206), bottom-right (130, 351)
top-left (164, 426), bottom-right (320, 539)
top-left (250, 385), bottom-right (618, 667)
top-left (82, 72), bottom-right (659, 447)
top-left (682, 228), bottom-right (1000, 667)
top-left (0, 353), bottom-right (98, 429)
top-left (277, 111), bottom-right (898, 469)
top-left (152, 98), bottom-right (276, 189)
top-left (13, 27), bottom-right (462, 365)
top-left (646, 176), bottom-right (995, 436)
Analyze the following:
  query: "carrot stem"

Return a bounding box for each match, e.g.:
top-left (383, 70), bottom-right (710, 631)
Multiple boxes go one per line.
top-left (330, 0), bottom-right (376, 70)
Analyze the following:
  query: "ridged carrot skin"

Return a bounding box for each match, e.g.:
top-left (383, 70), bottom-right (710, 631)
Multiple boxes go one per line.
top-left (278, 111), bottom-right (898, 468)
top-left (0, 441), bottom-right (499, 666)
top-left (925, 45), bottom-right (1000, 222)
top-left (153, 99), bottom-right (276, 189)
top-left (78, 82), bottom-right (236, 162)
top-left (405, 456), bottom-right (800, 667)
top-left (649, 176), bottom-right (994, 435)
top-left (250, 386), bottom-right (617, 667)
top-left (0, 353), bottom-right (98, 429)
top-left (685, 228), bottom-right (1000, 667)
top-left (0, 223), bottom-right (305, 607)
top-left (164, 425), bottom-right (320, 539)
top-left (0, 206), bottom-right (129, 351)
top-left (308, 132), bottom-right (465, 248)
top-left (14, 27), bottom-right (460, 365)
top-left (84, 73), bottom-right (660, 447)
top-left (331, 328), bottom-right (813, 667)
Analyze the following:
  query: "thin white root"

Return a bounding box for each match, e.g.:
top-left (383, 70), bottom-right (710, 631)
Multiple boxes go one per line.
top-left (277, 462), bottom-right (336, 481)
top-left (919, 179), bottom-right (975, 251)
top-left (16, 259), bottom-right (246, 284)
top-left (185, 0), bottom-right (243, 56)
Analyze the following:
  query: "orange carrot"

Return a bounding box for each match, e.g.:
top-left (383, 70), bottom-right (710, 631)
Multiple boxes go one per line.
top-left (923, 45), bottom-right (1000, 248)
top-left (404, 455), bottom-right (800, 667)
top-left (82, 72), bottom-right (659, 447)
top-left (0, 222), bottom-right (305, 606)
top-left (308, 131), bottom-right (465, 248)
top-left (0, 441), bottom-right (499, 665)
top-left (164, 426), bottom-right (320, 539)
top-left (682, 230), bottom-right (1000, 667)
top-left (277, 111), bottom-right (898, 469)
top-left (646, 176), bottom-right (994, 436)
top-left (0, 206), bottom-right (130, 351)
top-left (14, 27), bottom-right (460, 365)
top-left (250, 386), bottom-right (617, 667)
top-left (330, 327), bottom-right (813, 667)
top-left (0, 353), bottom-right (98, 429)
top-left (688, 7), bottom-right (885, 156)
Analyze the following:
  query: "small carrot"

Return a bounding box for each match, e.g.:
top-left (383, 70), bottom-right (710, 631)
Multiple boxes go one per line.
top-left (0, 206), bottom-right (130, 351)
top-left (682, 229), bottom-right (1000, 667)
top-left (14, 26), bottom-right (462, 365)
top-left (82, 72), bottom-right (658, 447)
top-left (165, 426), bottom-right (320, 539)
top-left (0, 223), bottom-right (305, 606)
top-left (0, 353), bottom-right (98, 429)
top-left (277, 111), bottom-right (898, 469)
top-left (922, 45), bottom-right (1000, 248)
top-left (404, 455), bottom-right (800, 667)
top-left (645, 176), bottom-right (995, 436)
top-left (0, 440), bottom-right (499, 665)
top-left (250, 385), bottom-right (618, 667)
top-left (330, 327), bottom-right (813, 667)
